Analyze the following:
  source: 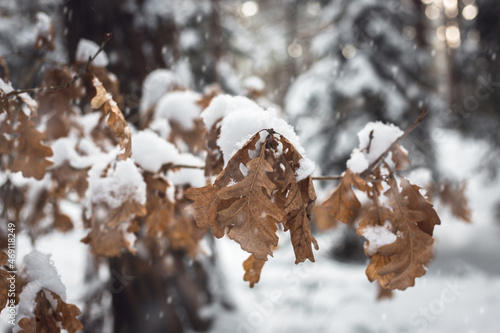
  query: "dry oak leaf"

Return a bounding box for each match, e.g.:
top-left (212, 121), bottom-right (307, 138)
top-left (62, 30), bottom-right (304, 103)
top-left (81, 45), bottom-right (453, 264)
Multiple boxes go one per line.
top-left (187, 130), bottom-right (319, 286)
top-left (53, 203), bottom-right (73, 232)
top-left (9, 111), bottom-right (53, 180)
top-left (82, 203), bottom-right (145, 257)
top-left (376, 283), bottom-right (394, 300)
top-left (169, 186), bottom-right (208, 257)
top-left (391, 144), bottom-right (410, 171)
top-left (400, 178), bottom-right (441, 235)
top-left (440, 181), bottom-right (471, 223)
top-left (142, 174), bottom-right (175, 237)
top-left (37, 68), bottom-right (83, 140)
top-left (321, 169), bottom-right (368, 225)
top-left (217, 146), bottom-right (282, 261)
top-left (91, 76), bottom-right (131, 160)
top-left (357, 197), bottom-right (393, 251)
top-left (275, 143), bottom-right (318, 263)
top-left (243, 254), bottom-right (266, 288)
top-left (0, 254), bottom-right (11, 312)
top-left (314, 205), bottom-right (339, 232)
top-left (185, 132), bottom-right (260, 238)
top-left (18, 290), bottom-right (83, 333)
top-left (368, 177), bottom-right (434, 290)
top-left (204, 119), bottom-right (224, 177)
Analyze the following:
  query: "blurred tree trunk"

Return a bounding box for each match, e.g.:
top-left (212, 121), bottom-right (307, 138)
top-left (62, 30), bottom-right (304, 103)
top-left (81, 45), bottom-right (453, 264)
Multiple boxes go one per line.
top-left (64, 0), bottom-right (178, 112)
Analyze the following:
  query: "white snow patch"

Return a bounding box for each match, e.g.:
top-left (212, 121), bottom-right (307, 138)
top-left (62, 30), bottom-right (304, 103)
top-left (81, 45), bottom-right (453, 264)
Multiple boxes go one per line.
top-left (14, 251), bottom-right (67, 333)
top-left (0, 78), bottom-right (14, 94)
top-left (76, 39), bottom-right (108, 67)
top-left (214, 96), bottom-right (314, 180)
top-left (244, 76), bottom-right (265, 92)
top-left (149, 118), bottom-right (172, 139)
top-left (154, 90), bottom-right (202, 130)
top-left (347, 121), bottom-right (404, 173)
top-left (361, 222), bottom-right (397, 256)
top-left (179, 29), bottom-right (200, 50)
top-left (167, 153), bottom-right (205, 188)
top-left (131, 130), bottom-right (181, 173)
top-left (87, 159), bottom-right (146, 208)
top-left (35, 12), bottom-right (51, 37)
top-left (140, 69), bottom-right (180, 113)
top-left (201, 94), bottom-right (261, 130)
top-left (295, 158), bottom-right (316, 182)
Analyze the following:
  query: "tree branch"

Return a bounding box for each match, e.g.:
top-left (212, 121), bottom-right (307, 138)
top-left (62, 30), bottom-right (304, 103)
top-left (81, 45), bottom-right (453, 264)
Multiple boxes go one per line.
top-left (6, 33), bottom-right (112, 97)
top-left (360, 109), bottom-right (428, 179)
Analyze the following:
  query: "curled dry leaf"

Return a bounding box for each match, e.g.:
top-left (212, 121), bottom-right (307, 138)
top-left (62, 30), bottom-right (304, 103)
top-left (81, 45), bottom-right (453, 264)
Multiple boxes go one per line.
top-left (321, 169), bottom-right (368, 225)
top-left (82, 162), bottom-right (146, 257)
top-left (11, 111), bottom-right (54, 180)
top-left (204, 119), bottom-right (224, 177)
top-left (0, 252), bottom-right (11, 312)
top-left (170, 186), bottom-right (208, 257)
top-left (243, 255), bottom-right (266, 288)
top-left (186, 130), bottom-right (318, 286)
top-left (391, 144), bottom-right (410, 171)
top-left (366, 176), bottom-right (434, 290)
top-left (82, 204), bottom-right (144, 257)
top-left (37, 68), bottom-right (83, 140)
top-left (91, 76), bottom-right (131, 160)
top-left (274, 136), bottom-right (318, 263)
top-left (142, 174), bottom-right (175, 237)
top-left (400, 178), bottom-right (441, 235)
top-left (217, 146), bottom-right (282, 261)
top-left (17, 290), bottom-right (83, 333)
top-left (440, 181), bottom-right (472, 223)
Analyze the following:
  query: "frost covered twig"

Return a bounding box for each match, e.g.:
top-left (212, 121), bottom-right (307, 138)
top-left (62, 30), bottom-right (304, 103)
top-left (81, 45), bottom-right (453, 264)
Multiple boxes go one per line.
top-left (6, 33), bottom-right (112, 97)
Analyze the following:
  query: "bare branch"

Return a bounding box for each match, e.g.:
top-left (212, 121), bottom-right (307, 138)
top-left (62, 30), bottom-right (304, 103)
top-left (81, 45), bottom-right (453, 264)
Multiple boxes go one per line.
top-left (360, 109), bottom-right (428, 179)
top-left (6, 33), bottom-right (112, 97)
top-left (311, 175), bottom-right (343, 181)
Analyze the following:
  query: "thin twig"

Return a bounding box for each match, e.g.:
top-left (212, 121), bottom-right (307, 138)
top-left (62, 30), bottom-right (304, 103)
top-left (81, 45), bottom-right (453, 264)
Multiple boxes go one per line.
top-left (6, 33), bottom-right (112, 97)
top-left (311, 175), bottom-right (343, 181)
top-left (170, 164), bottom-right (205, 170)
top-left (360, 109), bottom-right (428, 179)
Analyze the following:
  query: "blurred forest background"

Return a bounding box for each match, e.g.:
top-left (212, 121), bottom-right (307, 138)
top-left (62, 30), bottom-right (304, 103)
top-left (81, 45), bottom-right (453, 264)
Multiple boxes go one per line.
top-left (1, 0), bottom-right (500, 332)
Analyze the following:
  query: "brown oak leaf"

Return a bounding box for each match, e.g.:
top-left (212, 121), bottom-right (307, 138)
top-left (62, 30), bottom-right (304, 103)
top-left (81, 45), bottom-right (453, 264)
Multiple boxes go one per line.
top-left (321, 169), bottom-right (367, 224)
top-left (9, 111), bottom-right (53, 180)
top-left (217, 145), bottom-right (282, 261)
top-left (400, 178), bottom-right (441, 235)
top-left (391, 144), bottom-right (410, 171)
top-left (18, 290), bottom-right (83, 333)
top-left (91, 76), bottom-right (131, 160)
top-left (440, 181), bottom-right (472, 223)
top-left (243, 255), bottom-right (266, 288)
top-left (369, 176), bottom-right (434, 290)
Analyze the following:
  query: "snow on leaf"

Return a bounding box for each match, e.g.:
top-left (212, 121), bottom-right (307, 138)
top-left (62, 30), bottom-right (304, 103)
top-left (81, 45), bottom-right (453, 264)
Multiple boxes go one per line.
top-left (217, 144), bottom-right (282, 261)
top-left (367, 176), bottom-right (434, 290)
top-left (83, 160), bottom-right (147, 256)
top-left (186, 130), bottom-right (318, 286)
top-left (17, 291), bottom-right (83, 333)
